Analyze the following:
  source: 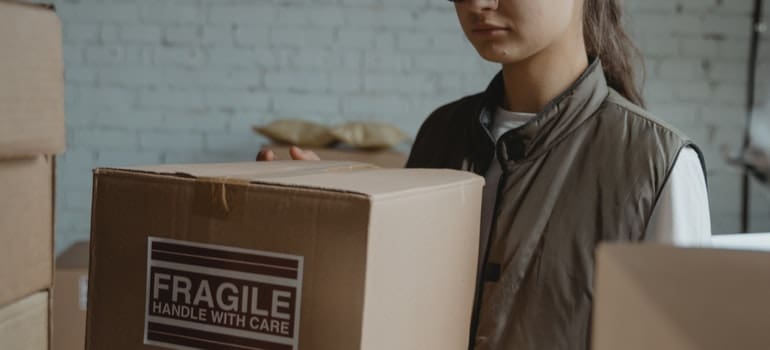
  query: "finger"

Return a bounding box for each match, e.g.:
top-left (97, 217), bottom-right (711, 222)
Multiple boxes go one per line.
top-left (257, 149), bottom-right (276, 161)
top-left (304, 150), bottom-right (320, 161)
top-left (289, 146), bottom-right (306, 160)
top-left (264, 149), bottom-right (275, 161)
top-left (290, 146), bottom-right (320, 161)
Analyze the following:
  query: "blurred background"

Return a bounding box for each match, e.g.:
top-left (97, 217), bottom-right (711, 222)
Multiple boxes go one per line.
top-left (47, 0), bottom-right (770, 254)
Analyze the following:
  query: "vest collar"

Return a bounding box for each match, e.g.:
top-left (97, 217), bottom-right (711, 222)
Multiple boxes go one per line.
top-left (474, 58), bottom-right (610, 166)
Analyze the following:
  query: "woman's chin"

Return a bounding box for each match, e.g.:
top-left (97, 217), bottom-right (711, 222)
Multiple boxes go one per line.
top-left (475, 44), bottom-right (527, 64)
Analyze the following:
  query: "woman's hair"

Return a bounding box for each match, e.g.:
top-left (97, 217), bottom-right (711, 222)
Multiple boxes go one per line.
top-left (583, 0), bottom-right (645, 107)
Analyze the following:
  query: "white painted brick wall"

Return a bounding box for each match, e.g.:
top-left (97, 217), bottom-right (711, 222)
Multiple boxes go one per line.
top-left (48, 0), bottom-right (767, 253)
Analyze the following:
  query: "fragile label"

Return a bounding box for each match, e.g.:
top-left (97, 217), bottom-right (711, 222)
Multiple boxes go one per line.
top-left (144, 237), bottom-right (303, 350)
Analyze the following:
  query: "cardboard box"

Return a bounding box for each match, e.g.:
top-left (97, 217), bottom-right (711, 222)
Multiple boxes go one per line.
top-left (53, 242), bottom-right (90, 350)
top-left (0, 291), bottom-right (50, 350)
top-left (0, 0), bottom-right (63, 311)
top-left (593, 244), bottom-right (770, 350)
top-left (265, 145), bottom-right (407, 168)
top-left (87, 161), bottom-right (483, 350)
top-left (0, 0), bottom-right (65, 159)
top-left (0, 156), bottom-right (55, 307)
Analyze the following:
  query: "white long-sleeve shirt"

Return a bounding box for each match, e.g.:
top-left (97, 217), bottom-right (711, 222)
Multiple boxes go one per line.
top-left (480, 107), bottom-right (712, 252)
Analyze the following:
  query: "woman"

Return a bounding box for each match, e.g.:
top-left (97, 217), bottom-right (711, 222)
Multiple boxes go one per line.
top-left (259, 0), bottom-right (711, 348)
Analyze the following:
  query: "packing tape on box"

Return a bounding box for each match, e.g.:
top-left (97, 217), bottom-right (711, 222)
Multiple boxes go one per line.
top-left (193, 178), bottom-right (249, 220)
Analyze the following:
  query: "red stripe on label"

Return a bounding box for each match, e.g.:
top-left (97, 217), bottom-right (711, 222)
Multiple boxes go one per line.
top-left (151, 251), bottom-right (298, 279)
top-left (151, 241), bottom-right (299, 269)
top-left (147, 322), bottom-right (293, 350)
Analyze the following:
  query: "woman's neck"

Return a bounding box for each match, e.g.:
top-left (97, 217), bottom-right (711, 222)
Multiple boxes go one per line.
top-left (501, 35), bottom-right (589, 114)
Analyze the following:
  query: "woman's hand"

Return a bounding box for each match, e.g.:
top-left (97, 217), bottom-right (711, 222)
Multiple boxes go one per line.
top-left (256, 146), bottom-right (321, 161)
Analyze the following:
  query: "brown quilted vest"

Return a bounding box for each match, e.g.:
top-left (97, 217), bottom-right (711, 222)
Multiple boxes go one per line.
top-left (406, 59), bottom-right (705, 350)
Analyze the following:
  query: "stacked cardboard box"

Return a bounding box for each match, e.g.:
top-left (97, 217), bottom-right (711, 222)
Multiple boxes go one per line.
top-left (87, 161), bottom-right (483, 349)
top-left (53, 242), bottom-right (89, 350)
top-left (0, 1), bottom-right (64, 349)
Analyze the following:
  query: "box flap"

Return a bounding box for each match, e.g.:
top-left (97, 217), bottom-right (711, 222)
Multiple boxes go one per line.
top-left (593, 243), bottom-right (770, 350)
top-left (56, 241), bottom-right (90, 269)
top-left (274, 167), bottom-right (484, 199)
top-left (106, 160), bottom-right (374, 180)
top-left (96, 161), bottom-right (484, 198)
top-left (0, 0), bottom-right (65, 158)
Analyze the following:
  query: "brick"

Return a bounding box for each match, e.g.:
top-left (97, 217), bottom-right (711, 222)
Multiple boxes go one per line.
top-left (681, 38), bottom-right (720, 57)
top-left (63, 45), bottom-right (85, 65)
top-left (120, 25), bottom-right (162, 44)
top-left (342, 95), bottom-right (410, 117)
top-left (264, 71), bottom-right (328, 92)
top-left (413, 10), bottom-right (457, 30)
top-left (65, 67), bottom-right (98, 85)
top-left (273, 93), bottom-right (339, 116)
top-left (90, 109), bottom-right (166, 131)
top-left (139, 131), bottom-right (204, 151)
top-left (73, 128), bottom-right (138, 150)
top-left (207, 47), bottom-right (258, 67)
top-left (73, 87), bottom-right (137, 107)
top-left (699, 105), bottom-right (746, 128)
top-left (337, 29), bottom-right (377, 49)
top-left (289, 50), bottom-right (359, 70)
top-left (396, 31), bottom-right (433, 50)
top-left (671, 80), bottom-right (713, 102)
top-left (205, 91), bottom-right (270, 110)
top-left (363, 73), bottom-right (434, 94)
top-left (201, 25), bottom-right (234, 46)
top-left (712, 83), bottom-right (747, 106)
top-left (625, 0), bottom-right (680, 14)
top-left (97, 66), bottom-right (167, 87)
top-left (101, 24), bottom-right (120, 43)
top-left (233, 25), bottom-right (269, 47)
top-left (269, 27), bottom-right (334, 48)
top-left (153, 47), bottom-right (205, 66)
top-left (159, 68), bottom-right (262, 90)
top-left (432, 33), bottom-right (471, 52)
top-left (658, 58), bottom-right (708, 80)
top-left (276, 7), bottom-right (344, 27)
top-left (163, 112), bottom-right (229, 132)
top-left (718, 38), bottom-right (751, 60)
top-left (412, 53), bottom-right (478, 73)
top-left (164, 25), bottom-right (201, 46)
top-left (329, 73), bottom-right (364, 93)
top-left (208, 5), bottom-right (276, 24)
top-left (702, 15), bottom-right (752, 38)
top-left (364, 51), bottom-right (410, 72)
top-left (63, 24), bottom-right (100, 44)
top-left (85, 46), bottom-right (124, 65)
top-left (124, 46), bottom-right (155, 65)
top-left (708, 61), bottom-right (748, 84)
top-left (96, 150), bottom-right (162, 167)
top-left (138, 2), bottom-right (202, 23)
top-left (138, 90), bottom-right (207, 110)
top-left (344, 8), bottom-right (416, 28)
top-left (58, 3), bottom-right (139, 23)
top-left (204, 133), bottom-right (263, 152)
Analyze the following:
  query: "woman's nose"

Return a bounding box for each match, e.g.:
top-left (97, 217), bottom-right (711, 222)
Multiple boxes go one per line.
top-left (461, 0), bottom-right (499, 12)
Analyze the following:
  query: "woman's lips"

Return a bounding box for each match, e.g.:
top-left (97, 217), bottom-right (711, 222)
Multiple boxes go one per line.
top-left (471, 26), bottom-right (510, 37)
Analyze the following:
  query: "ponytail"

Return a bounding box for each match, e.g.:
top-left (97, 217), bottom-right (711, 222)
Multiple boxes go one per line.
top-left (584, 0), bottom-right (645, 107)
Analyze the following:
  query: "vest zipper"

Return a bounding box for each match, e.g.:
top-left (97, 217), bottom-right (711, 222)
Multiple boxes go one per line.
top-left (468, 134), bottom-right (510, 349)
